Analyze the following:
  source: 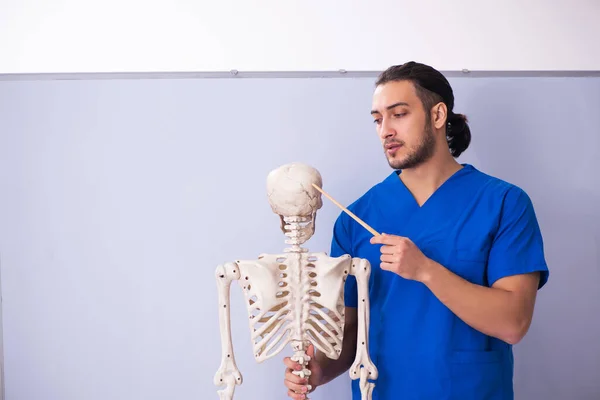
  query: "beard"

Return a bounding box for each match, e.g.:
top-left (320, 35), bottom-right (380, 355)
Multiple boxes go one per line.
top-left (385, 122), bottom-right (436, 170)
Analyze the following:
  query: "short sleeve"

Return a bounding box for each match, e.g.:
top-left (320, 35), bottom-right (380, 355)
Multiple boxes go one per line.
top-left (487, 186), bottom-right (549, 289)
top-left (330, 213), bottom-right (358, 307)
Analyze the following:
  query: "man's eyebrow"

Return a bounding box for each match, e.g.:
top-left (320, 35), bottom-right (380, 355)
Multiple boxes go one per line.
top-left (370, 102), bottom-right (410, 115)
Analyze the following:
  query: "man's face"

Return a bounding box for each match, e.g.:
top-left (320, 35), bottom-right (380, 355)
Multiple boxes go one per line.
top-left (370, 80), bottom-right (436, 170)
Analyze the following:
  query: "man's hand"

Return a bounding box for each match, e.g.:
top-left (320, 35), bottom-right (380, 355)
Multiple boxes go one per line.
top-left (370, 233), bottom-right (433, 282)
top-left (283, 344), bottom-right (323, 399)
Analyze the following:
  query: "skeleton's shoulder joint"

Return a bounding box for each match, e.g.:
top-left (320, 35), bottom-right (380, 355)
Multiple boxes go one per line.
top-left (215, 261), bottom-right (241, 281)
top-left (349, 257), bottom-right (370, 276)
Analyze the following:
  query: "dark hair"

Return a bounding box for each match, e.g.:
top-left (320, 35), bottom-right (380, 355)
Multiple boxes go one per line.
top-left (375, 61), bottom-right (471, 157)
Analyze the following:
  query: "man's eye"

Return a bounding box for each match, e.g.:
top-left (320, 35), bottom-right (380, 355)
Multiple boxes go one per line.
top-left (394, 113), bottom-right (406, 118)
top-left (373, 119), bottom-right (382, 124)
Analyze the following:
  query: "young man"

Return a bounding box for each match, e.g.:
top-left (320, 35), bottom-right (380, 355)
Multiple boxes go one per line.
top-left (283, 61), bottom-right (549, 399)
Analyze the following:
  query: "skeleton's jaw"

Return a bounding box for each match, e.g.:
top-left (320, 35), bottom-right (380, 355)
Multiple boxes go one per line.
top-left (281, 213), bottom-right (316, 253)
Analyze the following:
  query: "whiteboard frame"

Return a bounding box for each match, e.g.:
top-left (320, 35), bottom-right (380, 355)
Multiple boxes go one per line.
top-left (1, 70), bottom-right (600, 82)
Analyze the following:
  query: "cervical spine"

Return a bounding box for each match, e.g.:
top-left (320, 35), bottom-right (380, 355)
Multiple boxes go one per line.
top-left (283, 216), bottom-right (311, 253)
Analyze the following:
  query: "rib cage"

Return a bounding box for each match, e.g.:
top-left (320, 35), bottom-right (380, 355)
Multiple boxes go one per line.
top-left (248, 288), bottom-right (292, 359)
top-left (237, 252), bottom-right (349, 362)
top-left (303, 258), bottom-right (345, 356)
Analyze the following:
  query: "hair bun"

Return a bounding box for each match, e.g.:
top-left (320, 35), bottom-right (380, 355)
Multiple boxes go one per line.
top-left (447, 112), bottom-right (471, 157)
top-left (450, 112), bottom-right (468, 125)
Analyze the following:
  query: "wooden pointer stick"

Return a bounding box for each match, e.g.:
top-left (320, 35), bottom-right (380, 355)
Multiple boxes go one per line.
top-left (312, 183), bottom-right (381, 237)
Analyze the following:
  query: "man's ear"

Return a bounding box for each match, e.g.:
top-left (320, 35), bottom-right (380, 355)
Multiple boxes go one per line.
top-left (432, 102), bottom-right (448, 129)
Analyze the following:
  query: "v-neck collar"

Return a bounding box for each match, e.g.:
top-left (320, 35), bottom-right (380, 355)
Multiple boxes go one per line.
top-left (384, 163), bottom-right (474, 209)
top-left (372, 163), bottom-right (475, 239)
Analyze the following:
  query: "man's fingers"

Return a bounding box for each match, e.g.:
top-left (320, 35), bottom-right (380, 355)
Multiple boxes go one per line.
top-left (285, 372), bottom-right (310, 399)
top-left (370, 233), bottom-right (401, 244)
top-left (372, 234), bottom-right (409, 247)
top-left (285, 369), bottom-right (308, 385)
top-left (287, 389), bottom-right (307, 399)
top-left (379, 244), bottom-right (397, 254)
top-left (380, 261), bottom-right (394, 271)
top-left (306, 343), bottom-right (315, 358)
top-left (283, 357), bottom-right (303, 371)
top-left (285, 378), bottom-right (310, 394)
top-left (380, 253), bottom-right (400, 263)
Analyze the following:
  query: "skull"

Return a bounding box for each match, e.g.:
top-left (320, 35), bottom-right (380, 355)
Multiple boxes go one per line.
top-left (266, 162), bottom-right (323, 241)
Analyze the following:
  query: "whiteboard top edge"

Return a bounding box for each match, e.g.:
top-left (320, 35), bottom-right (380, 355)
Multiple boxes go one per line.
top-left (1, 70), bottom-right (600, 81)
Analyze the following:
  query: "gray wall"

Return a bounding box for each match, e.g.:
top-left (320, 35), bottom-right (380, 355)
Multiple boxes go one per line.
top-left (0, 75), bottom-right (598, 400)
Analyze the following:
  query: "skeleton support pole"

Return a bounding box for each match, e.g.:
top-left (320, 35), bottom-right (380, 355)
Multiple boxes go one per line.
top-left (214, 262), bottom-right (243, 400)
top-left (348, 258), bottom-right (378, 400)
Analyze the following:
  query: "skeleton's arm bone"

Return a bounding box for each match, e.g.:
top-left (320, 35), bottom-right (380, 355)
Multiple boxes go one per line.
top-left (348, 258), bottom-right (378, 398)
top-left (213, 262), bottom-right (243, 399)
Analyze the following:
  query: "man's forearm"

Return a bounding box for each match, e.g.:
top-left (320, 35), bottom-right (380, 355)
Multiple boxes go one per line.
top-left (316, 335), bottom-right (356, 386)
top-left (421, 259), bottom-right (538, 345)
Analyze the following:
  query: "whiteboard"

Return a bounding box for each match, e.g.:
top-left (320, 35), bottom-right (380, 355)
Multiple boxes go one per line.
top-left (0, 75), bottom-right (598, 400)
top-left (1, 0), bottom-right (599, 73)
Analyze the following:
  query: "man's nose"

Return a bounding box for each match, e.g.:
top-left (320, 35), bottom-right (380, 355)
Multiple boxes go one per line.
top-left (380, 119), bottom-right (395, 139)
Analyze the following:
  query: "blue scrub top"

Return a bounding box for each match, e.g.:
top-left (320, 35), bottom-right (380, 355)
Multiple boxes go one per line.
top-left (330, 164), bottom-right (549, 400)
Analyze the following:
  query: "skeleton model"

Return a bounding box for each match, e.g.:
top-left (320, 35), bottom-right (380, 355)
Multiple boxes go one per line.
top-left (213, 162), bottom-right (378, 400)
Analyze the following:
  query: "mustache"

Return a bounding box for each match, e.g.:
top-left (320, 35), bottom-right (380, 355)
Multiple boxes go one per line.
top-left (384, 139), bottom-right (404, 147)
